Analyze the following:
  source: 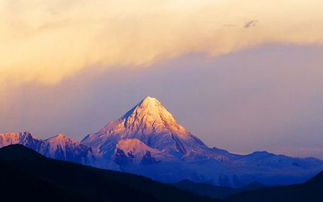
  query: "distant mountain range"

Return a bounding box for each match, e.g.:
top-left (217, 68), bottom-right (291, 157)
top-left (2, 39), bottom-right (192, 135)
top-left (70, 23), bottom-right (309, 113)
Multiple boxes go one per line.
top-left (0, 132), bottom-right (95, 164)
top-left (1, 96), bottom-right (323, 187)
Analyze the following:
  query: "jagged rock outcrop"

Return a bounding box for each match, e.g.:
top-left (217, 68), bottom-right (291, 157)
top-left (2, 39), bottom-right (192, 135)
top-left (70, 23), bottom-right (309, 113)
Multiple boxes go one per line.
top-left (0, 132), bottom-right (95, 164)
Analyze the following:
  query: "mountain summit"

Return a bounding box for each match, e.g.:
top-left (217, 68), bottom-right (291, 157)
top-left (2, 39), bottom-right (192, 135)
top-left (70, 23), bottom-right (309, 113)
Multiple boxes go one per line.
top-left (120, 96), bottom-right (189, 138)
top-left (82, 96), bottom-right (210, 161)
top-left (114, 97), bottom-right (189, 138)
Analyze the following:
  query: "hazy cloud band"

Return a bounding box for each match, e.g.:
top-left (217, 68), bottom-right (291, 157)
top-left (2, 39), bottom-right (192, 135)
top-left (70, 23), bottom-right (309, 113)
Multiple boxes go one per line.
top-left (1, 0), bottom-right (323, 85)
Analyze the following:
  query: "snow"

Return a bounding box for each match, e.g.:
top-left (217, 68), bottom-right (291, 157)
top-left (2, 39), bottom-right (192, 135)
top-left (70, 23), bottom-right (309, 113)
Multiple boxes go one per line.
top-left (0, 132), bottom-right (39, 147)
top-left (0, 132), bottom-right (95, 164)
top-left (46, 134), bottom-right (79, 147)
top-left (114, 138), bottom-right (165, 164)
top-left (116, 139), bottom-right (160, 155)
top-left (1, 97), bottom-right (323, 187)
top-left (82, 96), bottom-right (211, 158)
top-left (111, 96), bottom-right (190, 138)
top-left (80, 96), bottom-right (323, 186)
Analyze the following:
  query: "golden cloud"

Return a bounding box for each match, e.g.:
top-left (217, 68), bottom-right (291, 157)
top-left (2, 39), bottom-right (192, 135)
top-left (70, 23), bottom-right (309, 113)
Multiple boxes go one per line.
top-left (1, 0), bottom-right (323, 85)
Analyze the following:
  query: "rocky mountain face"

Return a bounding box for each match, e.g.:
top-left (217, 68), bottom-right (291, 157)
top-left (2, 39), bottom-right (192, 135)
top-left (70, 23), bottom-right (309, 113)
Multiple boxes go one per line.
top-left (0, 132), bottom-right (44, 151)
top-left (43, 134), bottom-right (95, 164)
top-left (81, 97), bottom-right (323, 187)
top-left (2, 97), bottom-right (323, 187)
top-left (82, 96), bottom-right (229, 162)
top-left (114, 139), bottom-right (166, 165)
top-left (0, 132), bottom-right (94, 164)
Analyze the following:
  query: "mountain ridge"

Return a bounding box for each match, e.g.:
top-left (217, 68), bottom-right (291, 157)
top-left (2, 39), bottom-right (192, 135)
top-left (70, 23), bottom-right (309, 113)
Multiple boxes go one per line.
top-left (1, 96), bottom-right (323, 187)
top-left (80, 96), bottom-right (323, 187)
top-left (0, 132), bottom-right (95, 164)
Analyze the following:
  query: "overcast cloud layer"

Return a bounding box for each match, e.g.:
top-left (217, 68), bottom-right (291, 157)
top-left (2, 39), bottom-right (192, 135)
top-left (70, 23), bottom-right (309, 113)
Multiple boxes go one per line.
top-left (1, 0), bottom-right (323, 86)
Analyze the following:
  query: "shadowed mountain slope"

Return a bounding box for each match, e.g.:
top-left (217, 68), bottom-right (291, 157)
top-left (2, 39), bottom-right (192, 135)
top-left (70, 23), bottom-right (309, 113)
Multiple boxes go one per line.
top-left (0, 144), bottom-right (220, 202)
top-left (228, 170), bottom-right (323, 202)
top-left (171, 180), bottom-right (265, 199)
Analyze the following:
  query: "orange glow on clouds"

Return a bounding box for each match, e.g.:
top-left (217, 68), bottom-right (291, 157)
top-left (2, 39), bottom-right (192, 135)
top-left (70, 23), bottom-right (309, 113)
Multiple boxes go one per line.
top-left (1, 0), bottom-right (323, 85)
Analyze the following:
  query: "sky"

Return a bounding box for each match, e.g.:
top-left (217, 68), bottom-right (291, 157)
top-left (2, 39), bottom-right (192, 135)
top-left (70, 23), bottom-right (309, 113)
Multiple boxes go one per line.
top-left (1, 0), bottom-right (323, 158)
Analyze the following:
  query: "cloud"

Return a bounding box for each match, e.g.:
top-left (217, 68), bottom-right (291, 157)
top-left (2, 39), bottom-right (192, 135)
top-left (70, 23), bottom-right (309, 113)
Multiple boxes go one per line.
top-left (244, 20), bottom-right (258, 29)
top-left (2, 44), bottom-right (323, 159)
top-left (0, 0), bottom-right (323, 85)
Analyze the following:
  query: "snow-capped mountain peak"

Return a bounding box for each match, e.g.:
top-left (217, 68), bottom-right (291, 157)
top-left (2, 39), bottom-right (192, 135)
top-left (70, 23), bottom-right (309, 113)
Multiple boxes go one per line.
top-left (0, 132), bottom-right (28, 146)
top-left (117, 96), bottom-right (189, 138)
top-left (82, 96), bottom-right (211, 160)
top-left (0, 132), bottom-right (95, 164)
top-left (43, 134), bottom-right (95, 163)
top-left (79, 97), bottom-right (323, 187)
top-left (0, 132), bottom-right (43, 151)
top-left (46, 133), bottom-right (79, 145)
